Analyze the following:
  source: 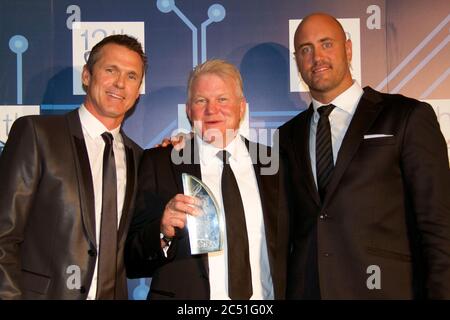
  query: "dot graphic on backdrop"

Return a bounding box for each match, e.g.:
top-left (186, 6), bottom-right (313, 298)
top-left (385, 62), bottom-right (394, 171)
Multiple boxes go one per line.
top-left (156, 0), bottom-right (175, 13)
top-left (9, 35), bottom-right (28, 54)
top-left (207, 4), bottom-right (226, 22)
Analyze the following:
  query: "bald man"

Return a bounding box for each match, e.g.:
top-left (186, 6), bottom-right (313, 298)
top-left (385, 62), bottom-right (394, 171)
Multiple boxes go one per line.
top-left (279, 13), bottom-right (450, 299)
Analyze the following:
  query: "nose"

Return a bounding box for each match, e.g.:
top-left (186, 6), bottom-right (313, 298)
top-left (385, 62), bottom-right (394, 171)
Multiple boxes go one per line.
top-left (205, 100), bottom-right (219, 114)
top-left (114, 72), bottom-right (126, 89)
top-left (312, 46), bottom-right (325, 63)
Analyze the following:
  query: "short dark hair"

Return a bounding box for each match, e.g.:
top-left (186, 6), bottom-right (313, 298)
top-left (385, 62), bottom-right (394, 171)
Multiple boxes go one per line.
top-left (85, 34), bottom-right (147, 75)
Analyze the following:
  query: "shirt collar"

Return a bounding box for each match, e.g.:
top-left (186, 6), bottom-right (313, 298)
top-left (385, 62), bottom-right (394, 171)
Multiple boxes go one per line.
top-left (78, 104), bottom-right (122, 141)
top-left (311, 81), bottom-right (364, 116)
top-left (196, 133), bottom-right (247, 165)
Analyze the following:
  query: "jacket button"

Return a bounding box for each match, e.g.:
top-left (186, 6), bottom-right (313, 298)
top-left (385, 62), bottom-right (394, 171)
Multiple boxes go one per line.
top-left (320, 211), bottom-right (330, 220)
top-left (80, 286), bottom-right (86, 293)
top-left (88, 249), bottom-right (96, 257)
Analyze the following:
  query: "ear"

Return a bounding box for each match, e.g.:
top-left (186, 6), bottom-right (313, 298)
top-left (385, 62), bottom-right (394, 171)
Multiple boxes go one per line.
top-left (345, 39), bottom-right (352, 64)
top-left (81, 65), bottom-right (91, 88)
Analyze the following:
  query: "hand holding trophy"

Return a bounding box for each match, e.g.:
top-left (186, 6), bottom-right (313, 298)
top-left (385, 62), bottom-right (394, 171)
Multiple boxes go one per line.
top-left (182, 173), bottom-right (225, 255)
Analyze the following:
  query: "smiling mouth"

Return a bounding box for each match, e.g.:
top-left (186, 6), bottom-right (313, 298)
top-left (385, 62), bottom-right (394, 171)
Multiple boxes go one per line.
top-left (106, 91), bottom-right (125, 100)
top-left (204, 120), bottom-right (223, 125)
top-left (312, 65), bottom-right (331, 74)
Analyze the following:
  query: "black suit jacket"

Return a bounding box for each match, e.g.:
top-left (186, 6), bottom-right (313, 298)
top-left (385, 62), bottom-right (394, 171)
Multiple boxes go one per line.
top-left (125, 137), bottom-right (289, 299)
top-left (0, 109), bottom-right (142, 299)
top-left (279, 86), bottom-right (450, 299)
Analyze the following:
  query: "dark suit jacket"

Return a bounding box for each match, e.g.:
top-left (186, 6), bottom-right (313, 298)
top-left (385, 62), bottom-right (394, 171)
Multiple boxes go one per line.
top-left (0, 109), bottom-right (142, 299)
top-left (125, 137), bottom-right (289, 299)
top-left (279, 86), bottom-right (450, 299)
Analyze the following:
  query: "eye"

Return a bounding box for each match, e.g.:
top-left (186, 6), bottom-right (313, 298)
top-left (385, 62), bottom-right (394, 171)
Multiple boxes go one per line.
top-left (218, 97), bottom-right (228, 103)
top-left (322, 41), bottom-right (333, 49)
top-left (128, 73), bottom-right (138, 80)
top-left (105, 67), bottom-right (119, 76)
top-left (194, 97), bottom-right (207, 105)
top-left (296, 45), bottom-right (312, 57)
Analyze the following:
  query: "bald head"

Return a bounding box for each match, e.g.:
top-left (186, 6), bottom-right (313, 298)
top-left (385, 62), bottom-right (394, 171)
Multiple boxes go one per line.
top-left (295, 13), bottom-right (347, 44)
top-left (293, 12), bottom-right (353, 103)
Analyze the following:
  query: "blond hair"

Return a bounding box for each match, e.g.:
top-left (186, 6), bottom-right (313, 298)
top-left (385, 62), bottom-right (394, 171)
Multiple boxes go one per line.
top-left (186, 59), bottom-right (244, 103)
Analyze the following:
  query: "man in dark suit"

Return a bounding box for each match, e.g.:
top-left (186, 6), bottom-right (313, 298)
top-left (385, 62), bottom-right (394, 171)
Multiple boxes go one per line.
top-left (279, 13), bottom-right (450, 299)
top-left (125, 59), bottom-right (289, 299)
top-left (0, 35), bottom-right (144, 299)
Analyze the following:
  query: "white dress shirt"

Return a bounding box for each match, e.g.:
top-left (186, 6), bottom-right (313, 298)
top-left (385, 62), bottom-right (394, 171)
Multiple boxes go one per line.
top-left (78, 105), bottom-right (127, 300)
top-left (196, 135), bottom-right (274, 300)
top-left (309, 81), bottom-right (364, 186)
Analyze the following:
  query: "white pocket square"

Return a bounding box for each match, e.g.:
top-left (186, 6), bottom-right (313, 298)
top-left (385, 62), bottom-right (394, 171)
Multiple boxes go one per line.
top-left (363, 134), bottom-right (394, 139)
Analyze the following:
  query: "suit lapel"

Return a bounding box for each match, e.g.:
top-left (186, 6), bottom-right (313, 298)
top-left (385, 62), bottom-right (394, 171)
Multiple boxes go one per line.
top-left (246, 139), bottom-right (276, 237)
top-left (293, 106), bottom-right (321, 207)
top-left (118, 142), bottom-right (135, 239)
top-left (171, 138), bottom-right (202, 192)
top-left (66, 110), bottom-right (96, 247)
top-left (323, 89), bottom-right (384, 207)
top-left (246, 139), bottom-right (278, 274)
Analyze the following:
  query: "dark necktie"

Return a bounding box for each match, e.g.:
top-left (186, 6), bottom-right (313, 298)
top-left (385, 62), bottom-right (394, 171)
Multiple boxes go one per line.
top-left (303, 105), bottom-right (336, 299)
top-left (218, 150), bottom-right (252, 300)
top-left (316, 104), bottom-right (336, 202)
top-left (96, 132), bottom-right (118, 299)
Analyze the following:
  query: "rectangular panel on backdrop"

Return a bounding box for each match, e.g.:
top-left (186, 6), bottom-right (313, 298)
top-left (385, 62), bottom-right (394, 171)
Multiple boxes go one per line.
top-left (72, 21), bottom-right (146, 95)
top-left (0, 105), bottom-right (40, 145)
top-left (289, 18), bottom-right (362, 93)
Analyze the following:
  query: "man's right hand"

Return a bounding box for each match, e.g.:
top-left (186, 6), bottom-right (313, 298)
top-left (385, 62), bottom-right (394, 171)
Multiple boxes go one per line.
top-left (154, 132), bottom-right (193, 150)
top-left (160, 194), bottom-right (202, 240)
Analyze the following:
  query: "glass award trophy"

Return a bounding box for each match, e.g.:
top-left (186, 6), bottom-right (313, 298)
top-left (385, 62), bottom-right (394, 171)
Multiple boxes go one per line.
top-left (182, 173), bottom-right (224, 255)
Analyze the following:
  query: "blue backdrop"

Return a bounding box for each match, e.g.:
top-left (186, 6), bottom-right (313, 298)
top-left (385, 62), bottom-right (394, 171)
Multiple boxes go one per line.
top-left (1, 0), bottom-right (449, 299)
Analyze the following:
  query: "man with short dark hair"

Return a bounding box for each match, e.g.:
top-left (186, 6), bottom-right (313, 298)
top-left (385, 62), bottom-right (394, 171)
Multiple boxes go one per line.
top-left (0, 34), bottom-right (145, 299)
